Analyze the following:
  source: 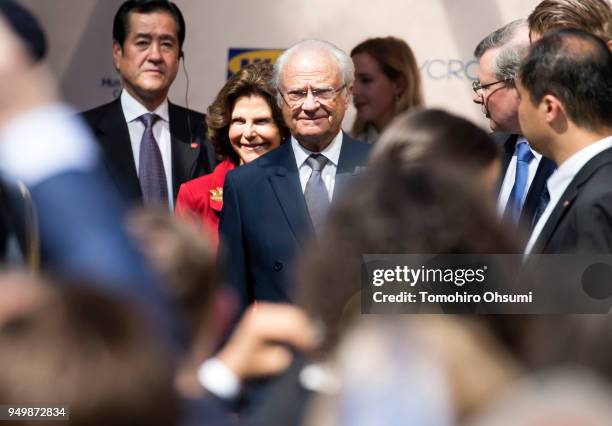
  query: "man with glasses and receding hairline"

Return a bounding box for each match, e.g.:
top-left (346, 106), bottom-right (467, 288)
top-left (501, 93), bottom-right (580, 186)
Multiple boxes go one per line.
top-left (218, 39), bottom-right (371, 315)
top-left (473, 20), bottom-right (555, 235)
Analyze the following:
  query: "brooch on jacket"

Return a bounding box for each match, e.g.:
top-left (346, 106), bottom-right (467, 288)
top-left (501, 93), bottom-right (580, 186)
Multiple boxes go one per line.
top-left (209, 187), bottom-right (223, 203)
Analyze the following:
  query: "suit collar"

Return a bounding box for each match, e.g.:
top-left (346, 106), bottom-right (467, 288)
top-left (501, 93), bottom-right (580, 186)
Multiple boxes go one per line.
top-left (535, 145), bottom-right (612, 252)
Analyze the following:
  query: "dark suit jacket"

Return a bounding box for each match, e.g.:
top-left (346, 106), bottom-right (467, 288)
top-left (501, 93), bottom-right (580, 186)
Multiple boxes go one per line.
top-left (496, 133), bottom-right (556, 229)
top-left (531, 146), bottom-right (612, 254)
top-left (81, 98), bottom-right (216, 205)
top-left (218, 133), bottom-right (371, 312)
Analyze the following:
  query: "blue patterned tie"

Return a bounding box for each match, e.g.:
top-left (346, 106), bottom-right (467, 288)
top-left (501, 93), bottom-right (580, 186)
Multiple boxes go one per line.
top-left (507, 141), bottom-right (534, 223)
top-left (138, 113), bottom-right (169, 208)
top-left (304, 154), bottom-right (330, 232)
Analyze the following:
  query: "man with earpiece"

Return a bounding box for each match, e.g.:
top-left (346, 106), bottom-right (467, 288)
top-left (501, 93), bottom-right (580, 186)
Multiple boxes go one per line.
top-left (82, 0), bottom-right (216, 211)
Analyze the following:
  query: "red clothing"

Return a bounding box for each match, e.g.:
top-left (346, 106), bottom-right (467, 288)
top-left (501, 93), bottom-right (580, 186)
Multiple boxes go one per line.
top-left (176, 159), bottom-right (236, 249)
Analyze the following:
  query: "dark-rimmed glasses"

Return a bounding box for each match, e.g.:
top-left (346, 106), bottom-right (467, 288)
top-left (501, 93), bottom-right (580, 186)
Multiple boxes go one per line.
top-left (472, 78), bottom-right (513, 96)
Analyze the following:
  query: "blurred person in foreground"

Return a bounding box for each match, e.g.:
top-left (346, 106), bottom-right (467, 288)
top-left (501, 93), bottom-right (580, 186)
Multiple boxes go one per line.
top-left (129, 211), bottom-right (318, 422)
top-left (350, 36), bottom-right (424, 144)
top-left (245, 163), bottom-right (521, 425)
top-left (473, 19), bottom-right (556, 231)
top-left (176, 63), bottom-right (289, 249)
top-left (527, 0), bottom-right (612, 48)
top-left (218, 39), bottom-right (370, 315)
top-left (0, 276), bottom-right (179, 426)
top-left (520, 29), bottom-right (612, 255)
top-left (370, 108), bottom-right (501, 195)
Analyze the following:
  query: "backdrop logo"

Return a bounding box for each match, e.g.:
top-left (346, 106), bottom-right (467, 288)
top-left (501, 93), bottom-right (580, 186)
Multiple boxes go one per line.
top-left (227, 48), bottom-right (284, 79)
top-left (420, 58), bottom-right (479, 81)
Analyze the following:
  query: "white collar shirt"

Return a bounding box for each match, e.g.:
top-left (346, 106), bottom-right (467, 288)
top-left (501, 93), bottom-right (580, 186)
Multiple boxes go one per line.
top-left (292, 131), bottom-right (343, 202)
top-left (120, 89), bottom-right (174, 210)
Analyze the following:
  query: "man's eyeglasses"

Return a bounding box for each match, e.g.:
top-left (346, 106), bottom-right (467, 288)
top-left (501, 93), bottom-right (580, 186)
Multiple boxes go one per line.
top-left (279, 84), bottom-right (346, 108)
top-left (472, 78), bottom-right (513, 96)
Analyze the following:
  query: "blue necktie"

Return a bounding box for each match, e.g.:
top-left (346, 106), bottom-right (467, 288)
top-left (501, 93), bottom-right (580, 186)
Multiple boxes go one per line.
top-left (304, 154), bottom-right (330, 232)
top-left (138, 113), bottom-right (169, 208)
top-left (507, 141), bottom-right (534, 223)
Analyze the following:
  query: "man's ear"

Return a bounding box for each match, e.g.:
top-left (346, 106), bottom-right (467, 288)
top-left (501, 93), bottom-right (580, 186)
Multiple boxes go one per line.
top-left (111, 41), bottom-right (123, 71)
top-left (542, 94), bottom-right (564, 124)
top-left (344, 82), bottom-right (353, 109)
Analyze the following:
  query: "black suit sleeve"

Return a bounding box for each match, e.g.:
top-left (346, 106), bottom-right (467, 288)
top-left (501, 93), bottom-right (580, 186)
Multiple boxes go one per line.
top-left (573, 192), bottom-right (612, 252)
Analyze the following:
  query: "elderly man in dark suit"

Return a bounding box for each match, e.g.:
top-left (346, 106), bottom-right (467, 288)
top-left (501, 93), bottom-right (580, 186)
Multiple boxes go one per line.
top-left (219, 39), bottom-right (371, 313)
top-left (82, 0), bottom-right (214, 211)
top-left (473, 20), bottom-right (555, 231)
top-left (520, 29), bottom-right (612, 254)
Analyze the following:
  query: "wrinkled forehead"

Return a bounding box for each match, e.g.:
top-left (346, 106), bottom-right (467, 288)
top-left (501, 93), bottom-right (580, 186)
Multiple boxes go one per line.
top-left (280, 49), bottom-right (343, 88)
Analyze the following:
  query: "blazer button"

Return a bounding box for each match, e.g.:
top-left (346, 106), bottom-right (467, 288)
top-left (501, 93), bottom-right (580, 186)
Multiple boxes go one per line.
top-left (273, 261), bottom-right (283, 272)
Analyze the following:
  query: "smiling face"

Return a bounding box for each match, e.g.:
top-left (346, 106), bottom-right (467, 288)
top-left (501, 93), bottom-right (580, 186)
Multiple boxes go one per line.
top-left (279, 49), bottom-right (349, 151)
top-left (352, 52), bottom-right (401, 131)
top-left (473, 48), bottom-right (521, 133)
top-left (112, 11), bottom-right (180, 111)
top-left (228, 95), bottom-right (282, 165)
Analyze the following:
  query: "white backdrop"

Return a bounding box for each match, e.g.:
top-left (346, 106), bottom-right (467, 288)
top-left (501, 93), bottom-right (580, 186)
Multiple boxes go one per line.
top-left (21, 0), bottom-right (541, 130)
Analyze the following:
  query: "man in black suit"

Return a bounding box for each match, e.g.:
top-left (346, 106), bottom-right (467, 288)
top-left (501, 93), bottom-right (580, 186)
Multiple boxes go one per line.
top-left (82, 0), bottom-right (214, 211)
top-left (219, 40), bottom-right (371, 313)
top-left (520, 29), bottom-right (612, 254)
top-left (473, 20), bottom-right (555, 231)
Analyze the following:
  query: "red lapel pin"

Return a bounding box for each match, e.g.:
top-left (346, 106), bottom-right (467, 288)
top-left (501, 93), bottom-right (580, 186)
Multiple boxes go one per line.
top-left (563, 200), bottom-right (570, 207)
top-left (190, 142), bottom-right (199, 149)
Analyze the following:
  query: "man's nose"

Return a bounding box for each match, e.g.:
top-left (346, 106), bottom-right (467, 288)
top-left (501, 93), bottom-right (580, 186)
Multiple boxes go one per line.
top-left (302, 89), bottom-right (319, 112)
top-left (147, 42), bottom-right (163, 61)
top-left (472, 91), bottom-right (483, 105)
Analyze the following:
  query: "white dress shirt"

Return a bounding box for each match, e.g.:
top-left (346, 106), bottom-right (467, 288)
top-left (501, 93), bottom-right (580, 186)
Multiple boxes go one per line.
top-left (292, 131), bottom-right (343, 202)
top-left (497, 136), bottom-right (542, 216)
top-left (524, 135), bottom-right (612, 255)
top-left (120, 90), bottom-right (174, 210)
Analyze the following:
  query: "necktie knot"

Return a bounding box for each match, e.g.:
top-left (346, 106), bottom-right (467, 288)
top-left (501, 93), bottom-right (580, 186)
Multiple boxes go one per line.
top-left (516, 142), bottom-right (533, 164)
top-left (139, 113), bottom-right (159, 129)
top-left (306, 154), bottom-right (328, 172)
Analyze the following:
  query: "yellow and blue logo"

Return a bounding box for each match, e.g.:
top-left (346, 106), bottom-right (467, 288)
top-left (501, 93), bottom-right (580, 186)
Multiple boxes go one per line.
top-left (227, 48), bottom-right (284, 79)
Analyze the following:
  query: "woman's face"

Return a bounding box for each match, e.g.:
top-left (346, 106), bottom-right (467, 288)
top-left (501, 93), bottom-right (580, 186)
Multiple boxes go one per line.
top-left (229, 95), bottom-right (282, 165)
top-left (352, 52), bottom-right (402, 131)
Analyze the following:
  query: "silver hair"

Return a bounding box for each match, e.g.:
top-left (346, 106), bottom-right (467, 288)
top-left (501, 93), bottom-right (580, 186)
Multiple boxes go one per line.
top-left (272, 39), bottom-right (354, 107)
top-left (474, 19), bottom-right (529, 84)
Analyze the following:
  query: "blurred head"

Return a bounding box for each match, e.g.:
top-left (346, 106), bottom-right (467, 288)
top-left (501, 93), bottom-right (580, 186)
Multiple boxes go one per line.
top-left (370, 109), bottom-right (501, 194)
top-left (297, 165), bottom-right (519, 353)
top-left (112, 0), bottom-right (185, 110)
top-left (0, 276), bottom-right (177, 426)
top-left (517, 29), bottom-right (612, 158)
top-left (351, 36), bottom-right (424, 136)
top-left (527, 0), bottom-right (612, 46)
top-left (208, 62), bottom-right (289, 165)
top-left (273, 39), bottom-right (353, 151)
top-left (473, 20), bottom-right (529, 133)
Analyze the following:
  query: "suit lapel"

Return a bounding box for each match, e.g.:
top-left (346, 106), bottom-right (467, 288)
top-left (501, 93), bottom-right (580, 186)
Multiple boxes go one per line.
top-left (334, 133), bottom-right (366, 198)
top-left (93, 99), bottom-right (142, 198)
top-left (266, 143), bottom-right (313, 243)
top-left (169, 103), bottom-right (202, 200)
top-left (536, 148), bottom-right (612, 252)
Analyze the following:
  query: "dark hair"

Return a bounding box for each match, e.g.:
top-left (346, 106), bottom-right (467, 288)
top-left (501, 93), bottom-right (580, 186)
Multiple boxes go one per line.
top-left (207, 62), bottom-right (290, 164)
top-left (113, 0), bottom-right (185, 51)
top-left (370, 108), bottom-right (499, 176)
top-left (519, 28), bottom-right (612, 131)
top-left (0, 281), bottom-right (178, 426)
top-left (350, 36), bottom-right (424, 136)
top-left (296, 166), bottom-right (519, 353)
top-left (527, 0), bottom-right (612, 43)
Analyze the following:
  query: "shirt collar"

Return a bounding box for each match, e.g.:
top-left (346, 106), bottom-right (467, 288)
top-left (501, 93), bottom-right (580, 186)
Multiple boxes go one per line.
top-left (517, 136), bottom-right (542, 161)
top-left (292, 131), bottom-right (343, 168)
top-left (547, 135), bottom-right (612, 196)
top-left (120, 89), bottom-right (169, 123)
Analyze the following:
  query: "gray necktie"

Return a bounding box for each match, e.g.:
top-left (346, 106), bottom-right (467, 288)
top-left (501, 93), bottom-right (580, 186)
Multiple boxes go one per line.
top-left (304, 154), bottom-right (330, 232)
top-left (138, 113), bottom-right (168, 208)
